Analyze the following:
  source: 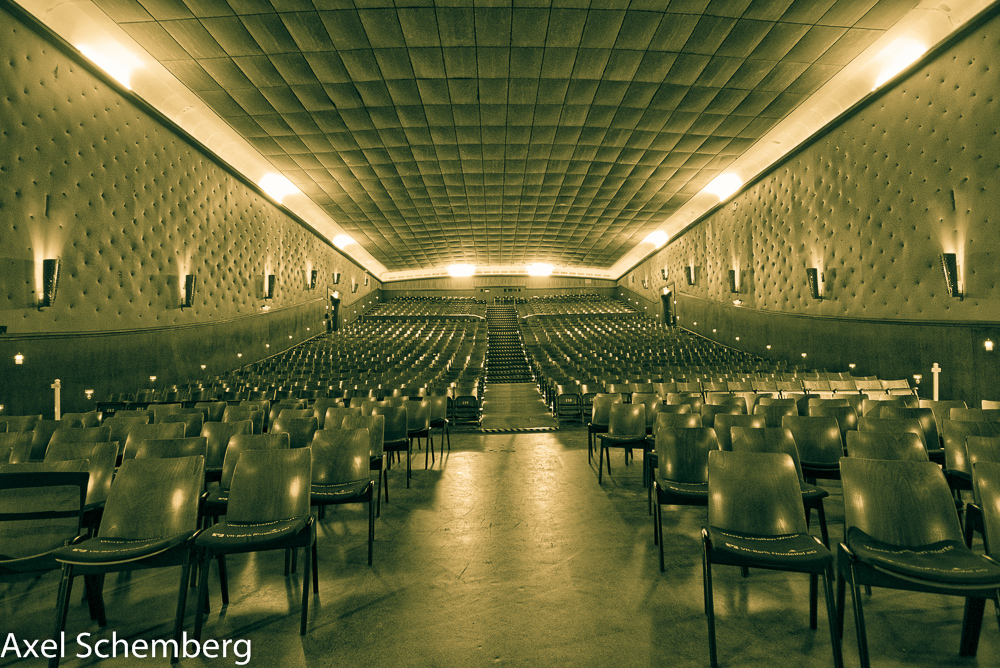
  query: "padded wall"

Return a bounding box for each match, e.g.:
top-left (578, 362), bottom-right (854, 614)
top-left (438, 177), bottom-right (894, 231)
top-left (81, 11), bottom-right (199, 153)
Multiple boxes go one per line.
top-left (621, 9), bottom-right (1000, 402)
top-left (0, 5), bottom-right (377, 414)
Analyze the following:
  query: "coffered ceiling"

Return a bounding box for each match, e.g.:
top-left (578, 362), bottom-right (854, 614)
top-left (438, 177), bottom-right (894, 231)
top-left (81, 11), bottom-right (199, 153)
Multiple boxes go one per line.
top-left (18, 0), bottom-right (965, 277)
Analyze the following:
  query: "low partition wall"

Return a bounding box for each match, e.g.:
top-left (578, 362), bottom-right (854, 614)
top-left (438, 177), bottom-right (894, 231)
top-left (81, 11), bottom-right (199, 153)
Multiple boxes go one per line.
top-left (0, 300), bottom-right (326, 417)
top-left (676, 293), bottom-right (1000, 406)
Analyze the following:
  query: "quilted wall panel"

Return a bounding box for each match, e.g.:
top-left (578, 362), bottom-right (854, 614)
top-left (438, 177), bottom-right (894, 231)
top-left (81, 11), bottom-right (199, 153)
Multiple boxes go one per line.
top-left (0, 5), bottom-right (375, 336)
top-left (623, 9), bottom-right (1000, 322)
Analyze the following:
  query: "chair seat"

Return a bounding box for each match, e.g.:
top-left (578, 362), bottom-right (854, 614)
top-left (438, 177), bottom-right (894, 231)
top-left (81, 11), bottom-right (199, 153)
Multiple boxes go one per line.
top-left (0, 550), bottom-right (61, 574)
top-left (655, 478), bottom-right (709, 504)
top-left (801, 483), bottom-right (830, 502)
top-left (383, 438), bottom-right (408, 451)
top-left (311, 480), bottom-right (371, 502)
top-left (196, 517), bottom-right (310, 552)
top-left (847, 527), bottom-right (1000, 586)
top-left (599, 433), bottom-right (646, 445)
top-left (54, 532), bottom-right (195, 565)
top-left (707, 527), bottom-right (831, 570)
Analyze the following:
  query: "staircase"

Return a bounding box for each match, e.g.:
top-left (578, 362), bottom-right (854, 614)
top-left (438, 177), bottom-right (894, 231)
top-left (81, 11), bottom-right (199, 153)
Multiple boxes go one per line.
top-left (485, 305), bottom-right (533, 384)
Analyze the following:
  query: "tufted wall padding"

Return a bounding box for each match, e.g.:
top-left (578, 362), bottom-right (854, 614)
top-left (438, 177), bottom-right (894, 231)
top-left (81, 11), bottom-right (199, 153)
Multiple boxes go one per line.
top-left (0, 6), bottom-right (377, 336)
top-left (622, 7), bottom-right (1000, 323)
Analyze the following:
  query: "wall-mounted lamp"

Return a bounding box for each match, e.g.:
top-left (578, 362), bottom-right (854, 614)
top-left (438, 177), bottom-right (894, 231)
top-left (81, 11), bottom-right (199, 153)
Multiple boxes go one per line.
top-left (728, 269), bottom-right (738, 293)
top-left (806, 268), bottom-right (823, 300)
top-left (685, 266), bottom-right (695, 286)
top-left (38, 258), bottom-right (60, 309)
top-left (200, 364), bottom-right (207, 370)
top-left (265, 274), bottom-right (276, 299)
top-left (309, 269), bottom-right (318, 290)
top-left (660, 268), bottom-right (667, 280)
top-left (986, 339), bottom-right (995, 352)
top-left (149, 375), bottom-right (157, 383)
top-left (181, 274), bottom-right (196, 308)
top-left (85, 389), bottom-right (94, 400)
top-left (333, 271), bottom-right (341, 284)
top-left (352, 282), bottom-right (359, 293)
top-left (941, 253), bottom-right (961, 299)
top-left (913, 374), bottom-right (922, 386)
top-left (364, 275), bottom-right (369, 286)
top-left (849, 363), bottom-right (856, 370)
top-left (641, 278), bottom-right (649, 289)
top-left (14, 353), bottom-right (24, 365)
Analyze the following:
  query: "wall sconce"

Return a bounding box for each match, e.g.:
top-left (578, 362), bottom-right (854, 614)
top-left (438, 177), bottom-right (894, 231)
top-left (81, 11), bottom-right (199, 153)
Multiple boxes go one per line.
top-left (641, 278), bottom-right (649, 289)
top-left (309, 269), bottom-right (318, 290)
top-left (685, 266), bottom-right (695, 286)
top-left (660, 268), bottom-right (667, 280)
top-left (806, 268), bottom-right (823, 300)
top-left (14, 353), bottom-right (24, 365)
top-left (352, 282), bottom-right (359, 294)
top-left (149, 375), bottom-right (157, 383)
top-left (941, 253), bottom-right (961, 299)
top-left (265, 274), bottom-right (276, 299)
top-left (913, 374), bottom-right (922, 386)
top-left (364, 275), bottom-right (369, 286)
top-left (38, 258), bottom-right (60, 309)
top-left (986, 339), bottom-right (994, 352)
top-left (333, 271), bottom-right (341, 284)
top-left (84, 389), bottom-right (94, 400)
top-left (728, 269), bottom-right (738, 293)
top-left (181, 274), bottom-right (196, 308)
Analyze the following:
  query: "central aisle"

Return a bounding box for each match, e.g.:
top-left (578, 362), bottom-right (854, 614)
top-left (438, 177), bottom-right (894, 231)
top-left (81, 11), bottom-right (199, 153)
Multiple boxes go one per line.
top-left (480, 383), bottom-right (559, 432)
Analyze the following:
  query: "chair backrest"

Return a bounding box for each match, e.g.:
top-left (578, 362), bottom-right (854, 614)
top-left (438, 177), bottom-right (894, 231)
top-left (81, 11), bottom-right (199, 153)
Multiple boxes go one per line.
top-left (808, 405), bottom-right (858, 442)
top-left (707, 450), bottom-right (807, 536)
top-left (655, 427), bottom-right (718, 484)
top-left (607, 404), bottom-right (645, 437)
top-left (133, 437), bottom-right (209, 461)
top-left (982, 400), bottom-right (1000, 410)
top-left (973, 461), bottom-right (1000, 555)
top-left (845, 430), bottom-right (928, 461)
top-left (43, 441), bottom-right (117, 508)
top-left (0, 415), bottom-right (42, 433)
top-left (271, 416), bottom-right (318, 449)
top-left (240, 399), bottom-right (271, 416)
top-left (632, 394), bottom-right (663, 426)
top-left (123, 422), bottom-right (186, 460)
top-left (967, 435), bottom-right (1000, 469)
top-left (151, 403), bottom-right (185, 422)
top-left (342, 413), bottom-right (385, 459)
top-left (0, 470), bottom-right (90, 562)
top-left (223, 406), bottom-right (263, 434)
top-left (60, 411), bottom-right (101, 428)
top-left (311, 428), bottom-right (370, 486)
top-left (730, 426), bottom-right (804, 481)
top-left (359, 399), bottom-right (392, 416)
top-left (756, 397), bottom-right (796, 408)
top-left (808, 398), bottom-right (850, 410)
top-left (753, 402), bottom-right (798, 428)
top-left (372, 405), bottom-right (408, 442)
top-left (658, 403), bottom-right (693, 415)
top-left (0, 432), bottom-right (34, 464)
top-left (666, 393), bottom-right (703, 414)
top-left (158, 411), bottom-right (205, 437)
top-left (861, 397), bottom-right (909, 417)
top-left (919, 399), bottom-right (967, 433)
top-left (951, 407), bottom-right (1000, 423)
top-left (840, 457), bottom-right (963, 548)
top-left (227, 448), bottom-right (311, 524)
top-left (879, 407), bottom-right (939, 449)
top-left (194, 401), bottom-right (227, 423)
top-left (312, 398), bottom-right (345, 428)
top-left (701, 403), bottom-right (744, 429)
top-left (782, 415), bottom-right (843, 466)
top-left (99, 455), bottom-right (204, 540)
top-left (590, 395), bottom-right (620, 426)
top-left (219, 433), bottom-right (291, 491)
top-left (103, 414), bottom-right (151, 444)
top-left (713, 414), bottom-right (766, 451)
top-left (942, 419), bottom-right (1000, 476)
top-left (857, 417), bottom-right (926, 448)
top-left (654, 411), bottom-right (701, 435)
top-left (405, 401), bottom-right (430, 431)
top-left (201, 420), bottom-right (253, 470)
top-left (325, 406), bottom-right (362, 429)
top-left (49, 426), bottom-right (112, 446)
top-left (268, 399), bottom-right (306, 429)
top-left (427, 395), bottom-right (449, 422)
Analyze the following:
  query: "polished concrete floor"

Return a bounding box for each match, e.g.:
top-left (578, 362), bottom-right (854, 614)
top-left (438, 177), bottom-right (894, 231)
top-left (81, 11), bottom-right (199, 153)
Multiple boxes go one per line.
top-left (3, 417), bottom-right (999, 667)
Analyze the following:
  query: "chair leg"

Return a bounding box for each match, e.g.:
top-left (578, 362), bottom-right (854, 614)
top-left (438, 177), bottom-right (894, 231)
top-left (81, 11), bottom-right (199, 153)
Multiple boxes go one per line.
top-left (703, 544), bottom-right (718, 667)
top-left (311, 537), bottom-right (319, 594)
top-left (959, 597), bottom-right (987, 656)
top-left (407, 441), bottom-right (412, 488)
top-left (84, 574), bottom-right (107, 627)
top-left (848, 562), bottom-right (871, 668)
top-left (383, 465), bottom-right (389, 503)
top-left (822, 566), bottom-right (845, 668)
top-left (300, 537), bottom-right (312, 636)
top-left (171, 554), bottom-right (193, 664)
top-left (836, 569), bottom-right (846, 639)
top-left (815, 500), bottom-right (830, 548)
top-left (368, 492), bottom-right (375, 566)
top-left (809, 573), bottom-right (818, 629)
top-left (50, 564), bottom-right (74, 668)
top-left (598, 442), bottom-right (604, 484)
top-left (195, 552), bottom-right (211, 641)
top-left (218, 554), bottom-right (229, 605)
